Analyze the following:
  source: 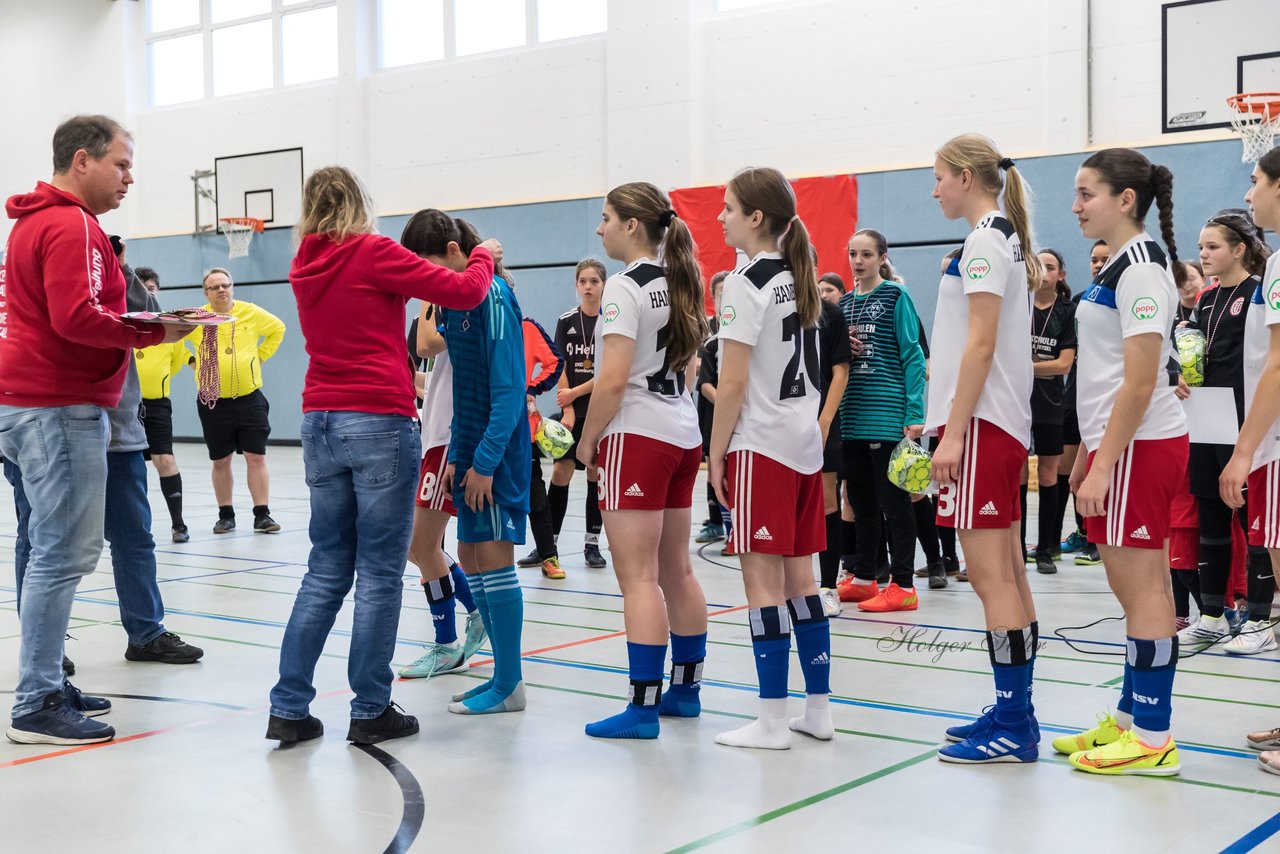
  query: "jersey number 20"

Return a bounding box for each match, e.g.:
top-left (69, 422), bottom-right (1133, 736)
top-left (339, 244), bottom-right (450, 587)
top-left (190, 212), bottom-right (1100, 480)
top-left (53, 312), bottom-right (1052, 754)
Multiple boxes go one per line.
top-left (647, 319), bottom-right (687, 398)
top-left (780, 313), bottom-right (819, 400)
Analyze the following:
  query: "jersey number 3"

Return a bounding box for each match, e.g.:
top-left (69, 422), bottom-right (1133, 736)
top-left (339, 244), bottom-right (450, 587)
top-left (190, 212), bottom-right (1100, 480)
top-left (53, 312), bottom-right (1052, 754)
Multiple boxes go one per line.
top-left (780, 313), bottom-right (819, 400)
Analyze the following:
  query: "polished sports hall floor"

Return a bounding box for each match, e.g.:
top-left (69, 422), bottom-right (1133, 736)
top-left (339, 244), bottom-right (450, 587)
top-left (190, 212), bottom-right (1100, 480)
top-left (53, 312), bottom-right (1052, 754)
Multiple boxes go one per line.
top-left (0, 445), bottom-right (1278, 853)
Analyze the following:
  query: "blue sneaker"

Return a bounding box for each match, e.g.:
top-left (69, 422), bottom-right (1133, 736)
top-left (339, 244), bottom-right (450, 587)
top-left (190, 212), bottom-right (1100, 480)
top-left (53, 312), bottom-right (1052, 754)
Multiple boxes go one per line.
top-left (6, 693), bottom-right (115, 745)
top-left (1061, 530), bottom-right (1088, 553)
top-left (1225, 607), bottom-right (1248, 636)
top-left (938, 714), bottom-right (1038, 764)
top-left (945, 706), bottom-right (994, 743)
top-left (61, 680), bottom-right (111, 718)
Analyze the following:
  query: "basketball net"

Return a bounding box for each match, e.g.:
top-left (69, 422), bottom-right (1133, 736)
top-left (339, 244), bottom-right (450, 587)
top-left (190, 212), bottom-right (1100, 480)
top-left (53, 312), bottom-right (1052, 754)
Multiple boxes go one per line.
top-left (1228, 94), bottom-right (1280, 163)
top-left (219, 217), bottom-right (263, 259)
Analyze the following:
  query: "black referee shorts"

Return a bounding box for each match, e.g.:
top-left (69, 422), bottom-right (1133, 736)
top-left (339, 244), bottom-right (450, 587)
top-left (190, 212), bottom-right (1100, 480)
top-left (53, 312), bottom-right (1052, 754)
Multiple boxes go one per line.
top-left (197, 389), bottom-right (271, 460)
top-left (141, 396), bottom-right (174, 458)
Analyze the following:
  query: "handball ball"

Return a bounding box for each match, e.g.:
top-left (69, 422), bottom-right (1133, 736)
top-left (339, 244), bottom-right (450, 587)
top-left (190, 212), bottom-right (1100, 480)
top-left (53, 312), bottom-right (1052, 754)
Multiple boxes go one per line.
top-left (535, 419), bottom-right (574, 459)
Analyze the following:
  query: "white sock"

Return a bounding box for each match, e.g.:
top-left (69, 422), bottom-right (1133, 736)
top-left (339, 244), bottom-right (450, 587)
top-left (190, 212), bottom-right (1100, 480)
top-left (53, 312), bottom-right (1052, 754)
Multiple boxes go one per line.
top-left (716, 697), bottom-right (791, 750)
top-left (1114, 709), bottom-right (1134, 730)
top-left (1133, 725), bottom-right (1169, 747)
top-left (789, 693), bottom-right (834, 740)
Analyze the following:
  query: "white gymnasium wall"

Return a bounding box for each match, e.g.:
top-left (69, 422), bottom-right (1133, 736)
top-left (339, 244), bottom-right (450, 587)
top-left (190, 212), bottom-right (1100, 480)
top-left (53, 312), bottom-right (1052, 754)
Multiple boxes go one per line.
top-left (0, 0), bottom-right (1241, 243)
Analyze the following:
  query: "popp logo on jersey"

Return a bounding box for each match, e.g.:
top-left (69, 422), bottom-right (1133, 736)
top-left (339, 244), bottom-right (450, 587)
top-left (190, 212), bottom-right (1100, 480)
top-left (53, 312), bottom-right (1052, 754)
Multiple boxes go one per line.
top-left (1131, 297), bottom-right (1159, 321)
top-left (602, 302), bottom-right (620, 324)
top-left (1269, 279), bottom-right (1280, 312)
top-left (964, 258), bottom-right (990, 280)
top-left (720, 305), bottom-right (736, 327)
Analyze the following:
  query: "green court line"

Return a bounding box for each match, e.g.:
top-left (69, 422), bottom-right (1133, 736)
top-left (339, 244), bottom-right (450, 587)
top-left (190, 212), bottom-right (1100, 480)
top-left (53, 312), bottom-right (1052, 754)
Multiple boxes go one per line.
top-left (662, 749), bottom-right (939, 854)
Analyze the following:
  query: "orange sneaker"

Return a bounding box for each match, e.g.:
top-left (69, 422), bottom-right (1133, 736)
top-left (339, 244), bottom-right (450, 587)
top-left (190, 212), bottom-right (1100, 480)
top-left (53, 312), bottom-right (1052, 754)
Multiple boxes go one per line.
top-left (858, 582), bottom-right (918, 612)
top-left (838, 579), bottom-right (879, 603)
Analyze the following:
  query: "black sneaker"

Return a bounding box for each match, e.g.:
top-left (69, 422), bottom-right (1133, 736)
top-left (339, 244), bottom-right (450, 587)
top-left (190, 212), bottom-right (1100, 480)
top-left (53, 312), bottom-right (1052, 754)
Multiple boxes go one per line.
top-left (172, 526), bottom-right (190, 544)
top-left (266, 714), bottom-right (324, 743)
top-left (347, 703), bottom-right (419, 745)
top-left (1074, 544), bottom-right (1102, 566)
top-left (61, 680), bottom-right (111, 717)
top-left (213, 517), bottom-right (236, 534)
top-left (125, 631), bottom-right (205, 664)
top-left (1035, 548), bottom-right (1058, 575)
top-left (943, 555), bottom-right (961, 576)
top-left (516, 548), bottom-right (542, 568)
top-left (253, 514), bottom-right (281, 533)
top-left (6, 692), bottom-right (114, 745)
top-left (583, 544), bottom-right (607, 568)
top-left (62, 655), bottom-right (75, 676)
top-left (928, 559), bottom-right (949, 589)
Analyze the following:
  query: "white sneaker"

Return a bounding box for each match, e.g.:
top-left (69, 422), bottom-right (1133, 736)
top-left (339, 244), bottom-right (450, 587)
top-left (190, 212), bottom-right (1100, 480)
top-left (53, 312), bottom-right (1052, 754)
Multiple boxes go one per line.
top-left (1177, 614), bottom-right (1231, 652)
top-left (819, 587), bottom-right (842, 617)
top-left (1225, 621), bottom-right (1279, 656)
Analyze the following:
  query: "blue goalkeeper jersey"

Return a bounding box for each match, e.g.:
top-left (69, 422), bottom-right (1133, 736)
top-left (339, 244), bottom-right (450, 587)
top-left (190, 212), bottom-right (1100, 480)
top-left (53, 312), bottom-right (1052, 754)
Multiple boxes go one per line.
top-left (443, 276), bottom-right (531, 513)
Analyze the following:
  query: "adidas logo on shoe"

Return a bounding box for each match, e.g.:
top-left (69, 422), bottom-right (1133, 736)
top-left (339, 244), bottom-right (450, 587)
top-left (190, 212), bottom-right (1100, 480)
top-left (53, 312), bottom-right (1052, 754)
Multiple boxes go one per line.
top-left (625, 483), bottom-right (645, 497)
top-left (753, 526), bottom-right (773, 541)
top-left (1130, 526), bottom-right (1151, 541)
top-left (810, 652), bottom-right (830, 665)
top-left (979, 501), bottom-right (998, 516)
top-left (975, 737), bottom-right (1025, 757)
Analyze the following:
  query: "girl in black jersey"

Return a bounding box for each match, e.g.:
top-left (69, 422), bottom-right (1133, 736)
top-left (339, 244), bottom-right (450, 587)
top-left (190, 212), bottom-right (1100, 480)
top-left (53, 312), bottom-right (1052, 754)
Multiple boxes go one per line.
top-left (1177, 261), bottom-right (1205, 325)
top-left (1021, 249), bottom-right (1076, 575)
top-left (1179, 209), bottom-right (1275, 654)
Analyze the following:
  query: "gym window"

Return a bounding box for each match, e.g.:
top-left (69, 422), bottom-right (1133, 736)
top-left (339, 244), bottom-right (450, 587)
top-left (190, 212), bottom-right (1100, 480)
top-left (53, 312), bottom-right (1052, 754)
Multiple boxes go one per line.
top-left (146, 0), bottom-right (338, 106)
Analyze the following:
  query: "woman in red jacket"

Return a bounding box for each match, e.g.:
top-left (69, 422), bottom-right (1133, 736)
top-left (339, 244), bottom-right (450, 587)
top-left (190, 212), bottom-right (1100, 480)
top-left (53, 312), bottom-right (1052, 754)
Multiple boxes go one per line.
top-left (266, 166), bottom-right (499, 746)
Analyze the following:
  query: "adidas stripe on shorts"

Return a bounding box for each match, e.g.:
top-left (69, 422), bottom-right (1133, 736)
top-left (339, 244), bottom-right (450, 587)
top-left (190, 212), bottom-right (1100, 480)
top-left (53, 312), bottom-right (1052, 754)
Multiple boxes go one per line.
top-left (1082, 435), bottom-right (1189, 549)
top-left (415, 443), bottom-right (456, 516)
top-left (726, 450), bottom-right (824, 556)
top-left (597, 433), bottom-right (701, 512)
top-left (1248, 460), bottom-right (1280, 549)
top-left (935, 418), bottom-right (1026, 530)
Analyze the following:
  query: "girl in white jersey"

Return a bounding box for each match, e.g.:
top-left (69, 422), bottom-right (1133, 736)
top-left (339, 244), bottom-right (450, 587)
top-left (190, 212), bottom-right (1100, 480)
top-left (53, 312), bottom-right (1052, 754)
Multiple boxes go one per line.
top-left (709, 166), bottom-right (833, 750)
top-left (576, 182), bottom-right (711, 740)
top-left (1055, 148), bottom-right (1190, 777)
top-left (1218, 146), bottom-right (1280, 772)
top-left (927, 135), bottom-right (1042, 766)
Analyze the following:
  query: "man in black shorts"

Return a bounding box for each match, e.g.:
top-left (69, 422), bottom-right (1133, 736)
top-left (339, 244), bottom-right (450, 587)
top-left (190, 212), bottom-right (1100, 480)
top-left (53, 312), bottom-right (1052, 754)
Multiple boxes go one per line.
top-left (190, 268), bottom-right (286, 534)
top-left (133, 266), bottom-right (191, 542)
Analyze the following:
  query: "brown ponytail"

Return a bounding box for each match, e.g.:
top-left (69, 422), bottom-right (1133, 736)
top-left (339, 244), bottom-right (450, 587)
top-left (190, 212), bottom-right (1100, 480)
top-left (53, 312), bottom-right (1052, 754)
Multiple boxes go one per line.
top-left (727, 166), bottom-right (821, 327)
top-left (604, 182), bottom-right (708, 370)
top-left (1149, 165), bottom-right (1186, 289)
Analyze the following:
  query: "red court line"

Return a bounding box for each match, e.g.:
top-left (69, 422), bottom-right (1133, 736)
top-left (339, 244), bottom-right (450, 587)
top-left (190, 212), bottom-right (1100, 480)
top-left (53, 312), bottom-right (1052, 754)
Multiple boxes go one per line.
top-left (0, 603), bottom-right (750, 769)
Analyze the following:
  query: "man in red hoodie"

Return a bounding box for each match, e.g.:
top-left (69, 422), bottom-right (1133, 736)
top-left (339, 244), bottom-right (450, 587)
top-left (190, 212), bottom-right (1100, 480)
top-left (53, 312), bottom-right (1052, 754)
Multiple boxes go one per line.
top-left (0, 115), bottom-right (193, 746)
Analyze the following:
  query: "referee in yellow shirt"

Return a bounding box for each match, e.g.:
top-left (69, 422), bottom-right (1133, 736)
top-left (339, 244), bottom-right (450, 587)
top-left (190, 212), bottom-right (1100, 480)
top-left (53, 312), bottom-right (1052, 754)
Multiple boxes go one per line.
top-left (188, 268), bottom-right (286, 534)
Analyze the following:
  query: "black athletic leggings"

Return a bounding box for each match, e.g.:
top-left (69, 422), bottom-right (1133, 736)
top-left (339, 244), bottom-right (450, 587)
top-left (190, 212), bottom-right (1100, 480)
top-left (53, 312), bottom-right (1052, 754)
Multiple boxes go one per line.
top-left (844, 439), bottom-right (916, 587)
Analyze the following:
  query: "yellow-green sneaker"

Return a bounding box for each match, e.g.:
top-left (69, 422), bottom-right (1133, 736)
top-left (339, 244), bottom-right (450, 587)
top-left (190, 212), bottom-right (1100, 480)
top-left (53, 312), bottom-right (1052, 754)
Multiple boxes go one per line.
top-left (1052, 712), bottom-right (1125, 755)
top-left (1068, 729), bottom-right (1181, 776)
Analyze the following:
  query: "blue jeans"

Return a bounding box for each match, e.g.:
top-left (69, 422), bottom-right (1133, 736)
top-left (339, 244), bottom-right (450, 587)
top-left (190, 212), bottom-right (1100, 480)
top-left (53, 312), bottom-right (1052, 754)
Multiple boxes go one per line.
top-left (270, 411), bottom-right (420, 720)
top-left (0, 405), bottom-right (109, 718)
top-left (5, 452), bottom-right (167, 647)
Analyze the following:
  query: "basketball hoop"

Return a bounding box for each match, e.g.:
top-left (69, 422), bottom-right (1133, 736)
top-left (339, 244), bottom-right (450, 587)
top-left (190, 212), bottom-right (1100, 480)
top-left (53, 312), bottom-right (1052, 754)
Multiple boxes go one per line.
top-left (1227, 93), bottom-right (1280, 163)
top-left (218, 216), bottom-right (264, 259)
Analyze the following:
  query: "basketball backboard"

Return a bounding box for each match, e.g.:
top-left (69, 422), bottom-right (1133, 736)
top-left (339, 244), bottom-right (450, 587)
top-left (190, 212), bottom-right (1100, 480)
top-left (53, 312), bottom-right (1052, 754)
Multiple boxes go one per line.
top-left (1162, 0), bottom-right (1280, 133)
top-left (214, 147), bottom-right (304, 229)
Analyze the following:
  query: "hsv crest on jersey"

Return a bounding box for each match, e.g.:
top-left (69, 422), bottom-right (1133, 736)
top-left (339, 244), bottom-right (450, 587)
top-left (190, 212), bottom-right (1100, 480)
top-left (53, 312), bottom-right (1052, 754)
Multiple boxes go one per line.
top-left (1130, 297), bottom-right (1158, 321)
top-left (720, 305), bottom-right (736, 327)
top-left (965, 258), bottom-right (990, 280)
top-left (602, 302), bottom-right (621, 323)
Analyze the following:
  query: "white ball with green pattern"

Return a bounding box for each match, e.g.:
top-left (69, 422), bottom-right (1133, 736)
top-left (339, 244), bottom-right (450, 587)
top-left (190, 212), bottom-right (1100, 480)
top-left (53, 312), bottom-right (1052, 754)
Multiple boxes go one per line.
top-left (887, 443), bottom-right (934, 494)
top-left (1175, 328), bottom-right (1206, 387)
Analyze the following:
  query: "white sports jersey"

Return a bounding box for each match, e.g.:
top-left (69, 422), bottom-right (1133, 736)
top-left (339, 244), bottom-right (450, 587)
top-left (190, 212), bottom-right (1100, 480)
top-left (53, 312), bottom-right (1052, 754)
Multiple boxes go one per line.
top-left (420, 348), bottom-right (453, 452)
top-left (1075, 233), bottom-right (1186, 450)
top-left (595, 259), bottom-right (701, 449)
top-left (719, 251), bottom-right (823, 474)
top-left (926, 212), bottom-right (1034, 447)
top-left (1244, 252), bottom-right (1280, 470)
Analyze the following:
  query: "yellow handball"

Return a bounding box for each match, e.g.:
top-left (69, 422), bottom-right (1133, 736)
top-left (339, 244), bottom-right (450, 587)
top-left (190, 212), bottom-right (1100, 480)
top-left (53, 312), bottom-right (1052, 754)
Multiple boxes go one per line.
top-left (1175, 328), bottom-right (1206, 388)
top-left (534, 419), bottom-right (574, 459)
top-left (887, 438), bottom-right (934, 495)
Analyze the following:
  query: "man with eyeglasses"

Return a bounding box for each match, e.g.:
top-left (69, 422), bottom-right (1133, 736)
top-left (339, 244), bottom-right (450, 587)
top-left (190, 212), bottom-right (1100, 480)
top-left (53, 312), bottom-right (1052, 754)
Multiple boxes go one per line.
top-left (188, 268), bottom-right (286, 534)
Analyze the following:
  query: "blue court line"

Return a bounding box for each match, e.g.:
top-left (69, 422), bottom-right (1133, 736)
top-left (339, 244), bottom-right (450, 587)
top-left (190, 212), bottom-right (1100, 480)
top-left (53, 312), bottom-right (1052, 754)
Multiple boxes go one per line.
top-left (521, 584), bottom-right (731, 609)
top-left (1222, 811), bottom-right (1280, 853)
top-left (521, 654), bottom-right (1262, 762)
top-left (836, 614), bottom-right (1280, 666)
top-left (0, 563), bottom-right (293, 606)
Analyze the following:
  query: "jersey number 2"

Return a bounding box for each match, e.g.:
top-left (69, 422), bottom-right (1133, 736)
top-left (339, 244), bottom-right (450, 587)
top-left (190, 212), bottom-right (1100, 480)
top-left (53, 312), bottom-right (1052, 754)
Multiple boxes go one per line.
top-left (780, 313), bottom-right (819, 400)
top-left (647, 320), bottom-right (687, 398)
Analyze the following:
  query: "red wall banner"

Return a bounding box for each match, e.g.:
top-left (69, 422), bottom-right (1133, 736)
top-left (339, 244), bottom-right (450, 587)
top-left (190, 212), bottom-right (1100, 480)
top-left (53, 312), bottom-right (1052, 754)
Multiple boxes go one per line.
top-left (671, 174), bottom-right (858, 316)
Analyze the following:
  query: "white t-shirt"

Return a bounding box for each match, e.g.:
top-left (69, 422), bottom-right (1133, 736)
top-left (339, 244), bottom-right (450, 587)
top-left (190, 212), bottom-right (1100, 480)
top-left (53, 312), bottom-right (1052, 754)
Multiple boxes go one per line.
top-left (1075, 233), bottom-right (1186, 450)
top-left (596, 259), bottom-right (702, 449)
top-left (420, 348), bottom-right (453, 452)
top-left (926, 212), bottom-right (1033, 447)
top-left (718, 251), bottom-right (823, 474)
top-left (1244, 252), bottom-right (1280, 470)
